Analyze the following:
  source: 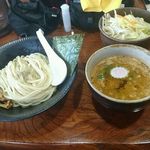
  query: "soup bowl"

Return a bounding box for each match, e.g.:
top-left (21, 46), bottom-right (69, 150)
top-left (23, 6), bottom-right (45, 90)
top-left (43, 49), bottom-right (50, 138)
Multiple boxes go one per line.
top-left (98, 7), bottom-right (150, 49)
top-left (85, 44), bottom-right (150, 112)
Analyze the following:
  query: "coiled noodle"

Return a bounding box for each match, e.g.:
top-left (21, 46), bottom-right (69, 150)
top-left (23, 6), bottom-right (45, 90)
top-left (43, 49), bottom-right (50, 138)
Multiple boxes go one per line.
top-left (0, 53), bottom-right (56, 107)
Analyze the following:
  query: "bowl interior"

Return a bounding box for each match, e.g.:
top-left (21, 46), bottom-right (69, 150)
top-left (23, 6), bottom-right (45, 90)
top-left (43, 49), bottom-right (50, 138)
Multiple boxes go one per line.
top-left (99, 7), bottom-right (150, 43)
top-left (85, 44), bottom-right (150, 103)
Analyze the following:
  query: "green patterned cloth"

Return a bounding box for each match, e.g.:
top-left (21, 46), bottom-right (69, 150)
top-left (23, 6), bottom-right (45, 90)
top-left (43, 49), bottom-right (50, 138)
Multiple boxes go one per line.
top-left (51, 34), bottom-right (83, 75)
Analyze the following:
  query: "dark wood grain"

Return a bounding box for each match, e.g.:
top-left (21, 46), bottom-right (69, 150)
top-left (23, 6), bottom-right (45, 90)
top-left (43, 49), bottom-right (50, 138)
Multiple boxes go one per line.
top-left (0, 0), bottom-right (150, 149)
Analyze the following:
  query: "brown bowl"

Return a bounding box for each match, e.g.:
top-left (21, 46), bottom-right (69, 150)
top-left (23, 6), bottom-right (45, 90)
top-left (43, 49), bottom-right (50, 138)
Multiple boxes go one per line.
top-left (85, 44), bottom-right (150, 112)
top-left (99, 7), bottom-right (150, 49)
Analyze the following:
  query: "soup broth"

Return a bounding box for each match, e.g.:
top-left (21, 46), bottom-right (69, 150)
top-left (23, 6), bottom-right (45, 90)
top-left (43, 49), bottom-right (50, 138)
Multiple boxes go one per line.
top-left (91, 56), bottom-right (150, 100)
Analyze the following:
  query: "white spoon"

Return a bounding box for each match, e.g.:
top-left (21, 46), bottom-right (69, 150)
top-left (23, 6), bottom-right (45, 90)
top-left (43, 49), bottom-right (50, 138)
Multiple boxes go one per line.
top-left (36, 29), bottom-right (67, 86)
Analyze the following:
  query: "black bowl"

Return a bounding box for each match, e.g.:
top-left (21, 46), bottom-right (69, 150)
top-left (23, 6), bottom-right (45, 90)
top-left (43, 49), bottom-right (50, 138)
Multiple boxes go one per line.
top-left (91, 88), bottom-right (150, 112)
top-left (0, 37), bottom-right (77, 121)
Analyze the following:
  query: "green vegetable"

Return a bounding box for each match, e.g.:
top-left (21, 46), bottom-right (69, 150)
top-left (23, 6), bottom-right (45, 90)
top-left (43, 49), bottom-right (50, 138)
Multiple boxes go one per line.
top-left (97, 65), bottom-right (114, 80)
top-left (102, 10), bottom-right (150, 41)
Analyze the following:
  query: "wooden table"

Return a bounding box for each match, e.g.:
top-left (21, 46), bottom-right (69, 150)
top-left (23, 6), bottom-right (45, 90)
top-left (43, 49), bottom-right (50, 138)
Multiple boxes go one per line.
top-left (0, 0), bottom-right (150, 150)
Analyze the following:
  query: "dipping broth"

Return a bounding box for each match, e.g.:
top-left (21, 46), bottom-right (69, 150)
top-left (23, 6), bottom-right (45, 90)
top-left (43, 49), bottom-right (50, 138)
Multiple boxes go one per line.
top-left (91, 56), bottom-right (150, 100)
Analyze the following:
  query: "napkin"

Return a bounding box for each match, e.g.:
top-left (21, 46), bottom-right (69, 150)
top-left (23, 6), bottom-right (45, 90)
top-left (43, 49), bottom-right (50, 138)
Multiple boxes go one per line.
top-left (80, 0), bottom-right (122, 13)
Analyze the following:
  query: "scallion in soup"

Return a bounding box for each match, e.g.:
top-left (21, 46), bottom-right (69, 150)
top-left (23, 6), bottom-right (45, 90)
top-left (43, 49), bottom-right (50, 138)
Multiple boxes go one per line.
top-left (91, 56), bottom-right (150, 100)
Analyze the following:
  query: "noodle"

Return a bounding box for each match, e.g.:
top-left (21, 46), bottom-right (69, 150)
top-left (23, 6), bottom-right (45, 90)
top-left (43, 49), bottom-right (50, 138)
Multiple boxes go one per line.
top-left (0, 53), bottom-right (56, 107)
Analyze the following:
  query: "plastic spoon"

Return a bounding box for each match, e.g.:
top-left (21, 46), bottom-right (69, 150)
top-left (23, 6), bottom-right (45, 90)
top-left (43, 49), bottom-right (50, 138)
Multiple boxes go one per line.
top-left (36, 29), bottom-right (67, 86)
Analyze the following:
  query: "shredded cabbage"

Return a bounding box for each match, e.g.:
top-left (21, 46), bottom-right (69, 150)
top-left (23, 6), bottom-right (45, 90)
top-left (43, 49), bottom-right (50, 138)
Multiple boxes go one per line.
top-left (102, 10), bottom-right (150, 41)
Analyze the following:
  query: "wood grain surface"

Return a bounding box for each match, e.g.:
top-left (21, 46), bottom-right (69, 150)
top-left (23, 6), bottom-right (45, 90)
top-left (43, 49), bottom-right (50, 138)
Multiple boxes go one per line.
top-left (0, 0), bottom-right (150, 150)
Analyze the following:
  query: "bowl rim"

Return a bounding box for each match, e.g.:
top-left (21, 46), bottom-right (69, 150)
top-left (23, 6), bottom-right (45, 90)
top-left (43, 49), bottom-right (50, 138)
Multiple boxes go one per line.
top-left (85, 44), bottom-right (150, 104)
top-left (98, 7), bottom-right (150, 43)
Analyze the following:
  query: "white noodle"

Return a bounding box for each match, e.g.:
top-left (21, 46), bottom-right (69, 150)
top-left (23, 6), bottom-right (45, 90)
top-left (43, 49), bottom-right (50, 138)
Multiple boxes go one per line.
top-left (0, 53), bottom-right (56, 107)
